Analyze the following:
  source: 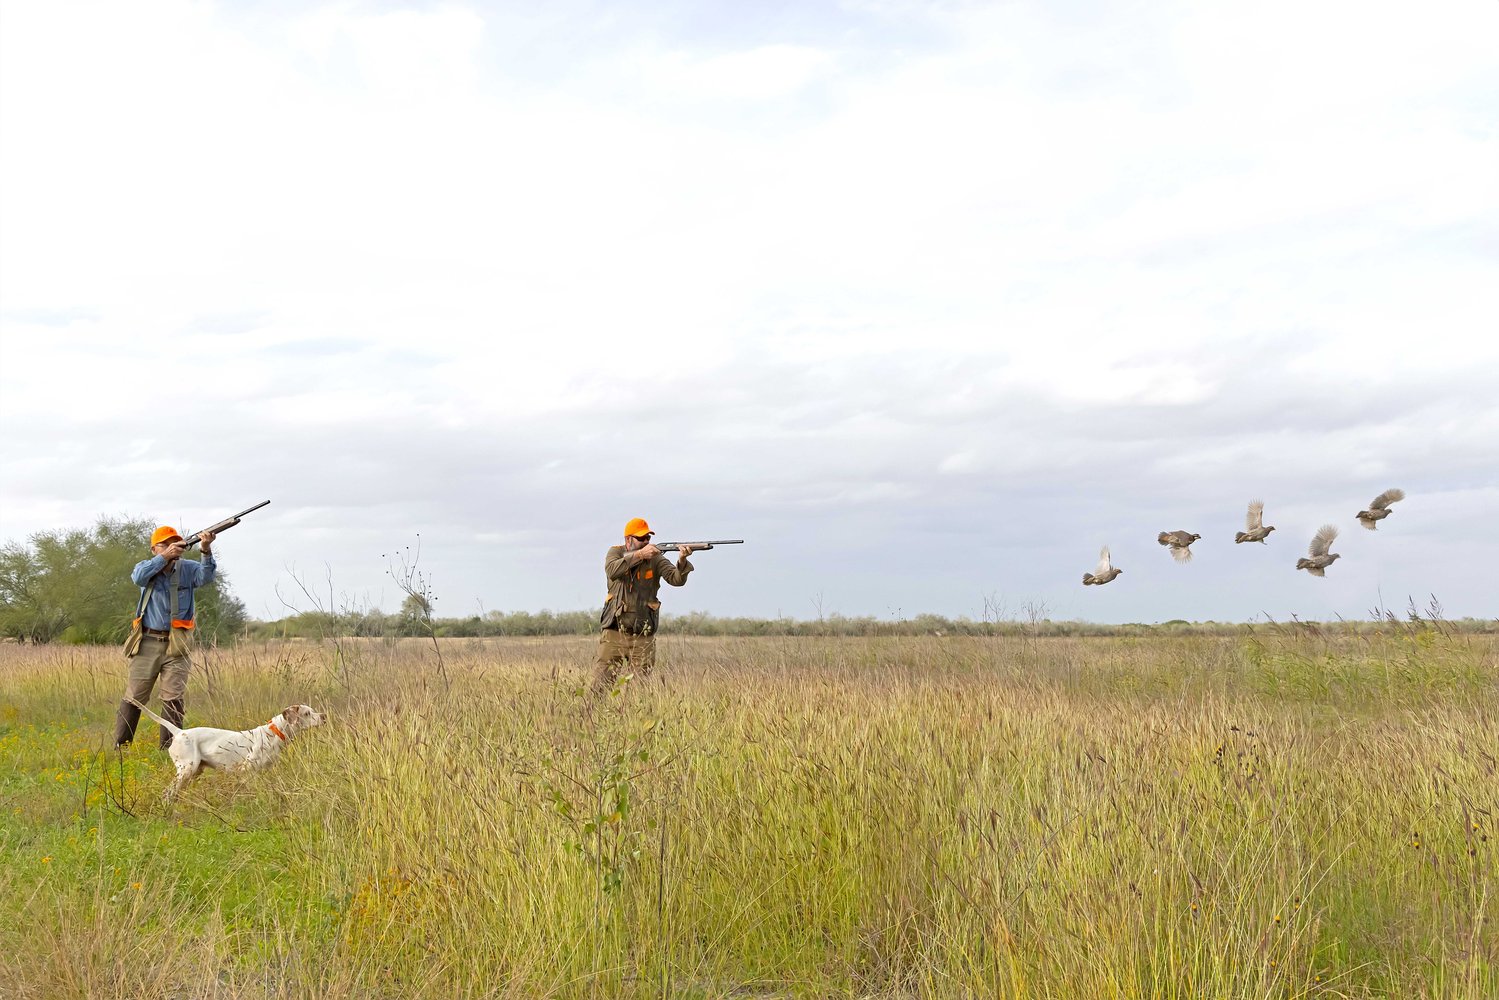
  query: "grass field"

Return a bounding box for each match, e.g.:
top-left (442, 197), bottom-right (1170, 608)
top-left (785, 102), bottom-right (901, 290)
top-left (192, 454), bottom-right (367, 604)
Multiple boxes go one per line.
top-left (2, 622), bottom-right (1495, 998)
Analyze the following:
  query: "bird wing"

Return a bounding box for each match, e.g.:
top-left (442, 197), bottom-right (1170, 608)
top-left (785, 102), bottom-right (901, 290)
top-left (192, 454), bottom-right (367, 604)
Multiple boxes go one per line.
top-left (1305, 565), bottom-right (1326, 577)
top-left (1370, 488), bottom-right (1405, 510)
top-left (1246, 500), bottom-right (1264, 531)
top-left (1096, 547), bottom-right (1112, 575)
top-left (1170, 545), bottom-right (1193, 564)
top-left (1308, 524), bottom-right (1338, 558)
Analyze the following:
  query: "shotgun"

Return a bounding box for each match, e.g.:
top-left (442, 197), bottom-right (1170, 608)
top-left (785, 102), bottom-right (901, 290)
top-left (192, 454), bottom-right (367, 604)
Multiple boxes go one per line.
top-left (653, 539), bottom-right (743, 552)
top-left (181, 500), bottom-right (271, 550)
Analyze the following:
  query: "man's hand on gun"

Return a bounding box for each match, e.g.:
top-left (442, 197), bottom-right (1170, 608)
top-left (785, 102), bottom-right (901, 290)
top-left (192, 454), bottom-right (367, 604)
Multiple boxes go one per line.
top-left (633, 542), bottom-right (693, 562)
top-left (163, 530), bottom-right (216, 563)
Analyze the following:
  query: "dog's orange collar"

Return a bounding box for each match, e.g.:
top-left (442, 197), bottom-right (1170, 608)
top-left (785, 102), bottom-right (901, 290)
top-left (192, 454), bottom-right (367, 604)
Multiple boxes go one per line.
top-left (267, 721), bottom-right (287, 742)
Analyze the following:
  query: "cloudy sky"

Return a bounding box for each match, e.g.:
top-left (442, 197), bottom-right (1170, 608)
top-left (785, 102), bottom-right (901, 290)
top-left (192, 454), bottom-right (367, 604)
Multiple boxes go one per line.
top-left (2, 0), bottom-right (1495, 624)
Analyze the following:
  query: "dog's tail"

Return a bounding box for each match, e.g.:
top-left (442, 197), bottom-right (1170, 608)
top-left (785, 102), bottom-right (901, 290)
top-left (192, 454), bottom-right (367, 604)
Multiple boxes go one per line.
top-left (126, 697), bottom-right (182, 737)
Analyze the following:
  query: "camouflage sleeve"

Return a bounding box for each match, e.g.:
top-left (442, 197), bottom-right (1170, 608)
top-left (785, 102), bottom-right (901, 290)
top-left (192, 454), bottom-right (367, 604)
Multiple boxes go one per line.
top-left (657, 554), bottom-right (693, 586)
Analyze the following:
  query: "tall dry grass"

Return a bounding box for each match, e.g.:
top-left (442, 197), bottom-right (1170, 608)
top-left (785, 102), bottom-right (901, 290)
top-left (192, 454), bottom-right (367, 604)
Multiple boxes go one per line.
top-left (1, 623), bottom-right (1495, 998)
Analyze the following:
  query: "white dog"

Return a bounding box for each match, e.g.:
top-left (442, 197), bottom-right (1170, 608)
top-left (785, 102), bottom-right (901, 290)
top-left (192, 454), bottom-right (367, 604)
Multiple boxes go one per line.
top-left (126, 698), bottom-right (325, 802)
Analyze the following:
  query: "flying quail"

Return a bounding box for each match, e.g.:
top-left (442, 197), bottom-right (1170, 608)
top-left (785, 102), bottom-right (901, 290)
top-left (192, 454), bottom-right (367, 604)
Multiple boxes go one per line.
top-left (1295, 524), bottom-right (1341, 576)
top-left (1157, 530), bottom-right (1201, 563)
top-left (1082, 546), bottom-right (1123, 586)
top-left (1235, 500), bottom-right (1275, 544)
top-left (1356, 488), bottom-right (1405, 530)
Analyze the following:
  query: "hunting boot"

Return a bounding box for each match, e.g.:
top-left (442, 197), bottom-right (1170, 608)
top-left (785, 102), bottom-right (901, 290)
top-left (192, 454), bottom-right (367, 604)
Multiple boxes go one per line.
top-left (113, 700), bottom-right (141, 748)
top-left (159, 699), bottom-right (185, 749)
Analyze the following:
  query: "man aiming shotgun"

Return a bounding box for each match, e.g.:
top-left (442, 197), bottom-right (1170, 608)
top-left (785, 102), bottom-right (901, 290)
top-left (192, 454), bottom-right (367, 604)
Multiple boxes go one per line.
top-left (113, 502), bottom-right (269, 749)
top-left (591, 518), bottom-right (741, 696)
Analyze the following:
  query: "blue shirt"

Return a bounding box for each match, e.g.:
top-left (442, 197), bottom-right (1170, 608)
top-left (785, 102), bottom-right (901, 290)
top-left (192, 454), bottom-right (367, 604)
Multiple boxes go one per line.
top-left (131, 554), bottom-right (216, 629)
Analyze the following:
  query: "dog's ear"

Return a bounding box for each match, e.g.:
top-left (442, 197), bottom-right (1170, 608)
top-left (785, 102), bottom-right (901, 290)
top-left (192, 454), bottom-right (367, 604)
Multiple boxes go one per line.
top-left (282, 705), bottom-right (299, 722)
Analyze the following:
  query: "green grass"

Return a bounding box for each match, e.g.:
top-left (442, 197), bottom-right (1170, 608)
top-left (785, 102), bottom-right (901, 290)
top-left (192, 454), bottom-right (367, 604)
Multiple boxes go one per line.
top-left (1, 626), bottom-right (1495, 998)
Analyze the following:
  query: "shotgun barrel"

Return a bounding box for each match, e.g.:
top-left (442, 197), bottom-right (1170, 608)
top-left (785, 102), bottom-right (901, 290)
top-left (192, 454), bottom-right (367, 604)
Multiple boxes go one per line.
top-left (653, 539), bottom-right (743, 552)
top-left (181, 500), bottom-right (271, 550)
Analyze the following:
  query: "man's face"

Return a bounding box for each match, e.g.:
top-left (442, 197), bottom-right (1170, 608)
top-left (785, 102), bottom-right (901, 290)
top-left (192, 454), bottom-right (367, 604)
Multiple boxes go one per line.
top-left (151, 539), bottom-right (181, 557)
top-left (625, 534), bottom-right (651, 551)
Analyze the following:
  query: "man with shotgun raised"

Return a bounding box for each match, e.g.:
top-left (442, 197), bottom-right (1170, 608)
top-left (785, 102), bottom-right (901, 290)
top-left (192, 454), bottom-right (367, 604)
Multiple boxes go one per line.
top-left (112, 502), bottom-right (269, 749)
top-left (592, 517), bottom-right (741, 696)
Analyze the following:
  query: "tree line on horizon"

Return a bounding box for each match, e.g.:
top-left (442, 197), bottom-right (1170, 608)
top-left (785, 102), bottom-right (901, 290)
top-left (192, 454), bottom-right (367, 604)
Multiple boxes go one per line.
top-left (2, 516), bottom-right (1493, 645)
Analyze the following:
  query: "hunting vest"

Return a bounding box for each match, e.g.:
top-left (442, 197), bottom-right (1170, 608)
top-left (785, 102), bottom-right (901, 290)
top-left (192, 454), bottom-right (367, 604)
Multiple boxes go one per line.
top-left (601, 547), bottom-right (690, 634)
top-left (133, 562), bottom-right (195, 631)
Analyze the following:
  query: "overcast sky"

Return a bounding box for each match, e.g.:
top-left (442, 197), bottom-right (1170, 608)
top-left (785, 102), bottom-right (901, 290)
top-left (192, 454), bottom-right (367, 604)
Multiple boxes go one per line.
top-left (2, 0), bottom-right (1495, 624)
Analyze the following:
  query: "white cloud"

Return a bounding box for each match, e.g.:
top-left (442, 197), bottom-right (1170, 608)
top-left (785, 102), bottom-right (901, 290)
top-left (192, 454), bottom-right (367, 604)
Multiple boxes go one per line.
top-left (623, 43), bottom-right (834, 102)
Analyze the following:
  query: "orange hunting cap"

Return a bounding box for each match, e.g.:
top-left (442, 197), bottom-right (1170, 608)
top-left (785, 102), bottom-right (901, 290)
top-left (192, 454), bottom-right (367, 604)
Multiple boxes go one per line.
top-left (623, 517), bottom-right (652, 538)
top-left (151, 526), bottom-right (182, 546)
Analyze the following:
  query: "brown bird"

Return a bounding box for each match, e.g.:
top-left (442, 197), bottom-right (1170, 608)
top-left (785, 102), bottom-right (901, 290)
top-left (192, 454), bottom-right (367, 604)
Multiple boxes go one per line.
top-left (1235, 500), bottom-right (1275, 544)
top-left (1157, 530), bottom-right (1201, 563)
top-left (1356, 488), bottom-right (1405, 530)
top-left (1295, 524), bottom-right (1341, 576)
top-left (1082, 546), bottom-right (1122, 586)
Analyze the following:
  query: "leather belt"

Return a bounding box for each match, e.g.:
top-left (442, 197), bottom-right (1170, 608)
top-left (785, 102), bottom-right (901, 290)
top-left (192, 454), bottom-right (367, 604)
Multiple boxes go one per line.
top-left (142, 627), bottom-right (171, 639)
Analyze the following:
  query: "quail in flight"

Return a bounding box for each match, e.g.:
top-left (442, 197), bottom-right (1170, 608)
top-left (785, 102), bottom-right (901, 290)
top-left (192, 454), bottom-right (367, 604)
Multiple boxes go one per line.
top-left (1082, 546), bottom-right (1123, 586)
top-left (1235, 500), bottom-right (1275, 544)
top-left (1157, 530), bottom-right (1201, 563)
top-left (1356, 488), bottom-right (1405, 530)
top-left (1295, 524), bottom-right (1341, 577)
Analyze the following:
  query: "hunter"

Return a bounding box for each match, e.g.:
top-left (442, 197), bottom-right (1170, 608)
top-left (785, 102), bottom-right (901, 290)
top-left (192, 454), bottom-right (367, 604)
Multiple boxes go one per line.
top-left (593, 518), bottom-right (693, 696)
top-left (112, 525), bottom-right (217, 748)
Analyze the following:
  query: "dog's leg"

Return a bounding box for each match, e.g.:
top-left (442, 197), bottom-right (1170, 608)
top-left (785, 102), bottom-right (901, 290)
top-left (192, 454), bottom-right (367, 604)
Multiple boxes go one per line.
top-left (163, 737), bottom-right (201, 804)
top-left (164, 761), bottom-right (200, 803)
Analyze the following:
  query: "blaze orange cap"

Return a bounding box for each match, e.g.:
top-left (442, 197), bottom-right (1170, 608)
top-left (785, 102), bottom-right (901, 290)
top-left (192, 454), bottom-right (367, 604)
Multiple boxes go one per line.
top-left (151, 526), bottom-right (183, 546)
top-left (623, 517), bottom-right (652, 538)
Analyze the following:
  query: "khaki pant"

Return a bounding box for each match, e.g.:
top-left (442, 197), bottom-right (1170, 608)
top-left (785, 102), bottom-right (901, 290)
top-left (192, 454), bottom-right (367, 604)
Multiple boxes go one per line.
top-left (124, 636), bottom-right (192, 703)
top-left (591, 629), bottom-right (656, 696)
